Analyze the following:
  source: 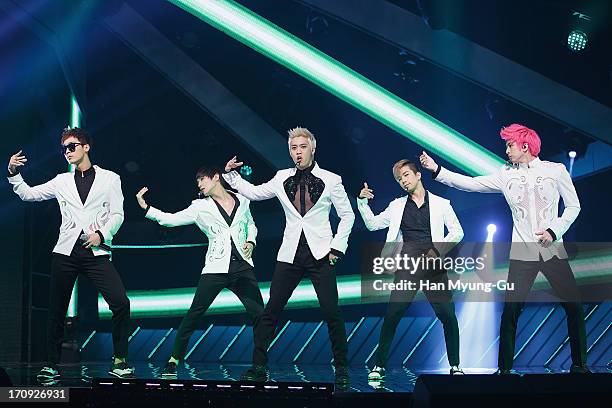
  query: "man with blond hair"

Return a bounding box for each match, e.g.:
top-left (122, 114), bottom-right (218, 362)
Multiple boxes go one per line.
top-left (224, 127), bottom-right (355, 384)
top-left (358, 159), bottom-right (464, 380)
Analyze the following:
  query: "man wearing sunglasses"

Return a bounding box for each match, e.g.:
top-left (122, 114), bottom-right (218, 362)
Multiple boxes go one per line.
top-left (7, 127), bottom-right (134, 382)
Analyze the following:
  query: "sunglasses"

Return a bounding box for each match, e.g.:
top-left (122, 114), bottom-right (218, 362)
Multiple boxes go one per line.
top-left (61, 142), bottom-right (85, 154)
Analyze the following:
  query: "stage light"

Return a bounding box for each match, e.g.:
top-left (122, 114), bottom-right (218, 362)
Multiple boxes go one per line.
top-left (568, 150), bottom-right (577, 159)
top-left (240, 165), bottom-right (253, 177)
top-left (486, 224), bottom-right (497, 234)
top-left (567, 30), bottom-right (588, 52)
top-left (168, 0), bottom-right (504, 176)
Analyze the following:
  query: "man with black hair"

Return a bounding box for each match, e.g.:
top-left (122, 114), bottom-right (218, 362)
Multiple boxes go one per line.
top-left (136, 165), bottom-right (263, 378)
top-left (7, 127), bottom-right (133, 381)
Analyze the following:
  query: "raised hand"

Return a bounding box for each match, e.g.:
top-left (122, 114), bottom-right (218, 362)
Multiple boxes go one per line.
top-left (8, 150), bottom-right (27, 174)
top-left (358, 182), bottom-right (374, 199)
top-left (419, 151), bottom-right (438, 172)
top-left (224, 156), bottom-right (243, 173)
top-left (135, 187), bottom-right (149, 210)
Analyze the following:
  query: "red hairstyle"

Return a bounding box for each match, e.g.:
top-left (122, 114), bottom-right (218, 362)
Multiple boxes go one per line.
top-left (500, 124), bottom-right (541, 157)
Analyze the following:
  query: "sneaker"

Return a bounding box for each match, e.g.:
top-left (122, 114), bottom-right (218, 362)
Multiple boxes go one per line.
top-left (367, 365), bottom-right (386, 381)
top-left (334, 365), bottom-right (350, 385)
top-left (240, 365), bottom-right (269, 382)
top-left (161, 361), bottom-right (178, 378)
top-left (37, 366), bottom-right (60, 381)
top-left (109, 361), bottom-right (135, 378)
top-left (450, 366), bottom-right (465, 375)
top-left (569, 364), bottom-right (592, 374)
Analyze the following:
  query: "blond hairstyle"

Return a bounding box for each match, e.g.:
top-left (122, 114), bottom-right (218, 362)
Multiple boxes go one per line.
top-left (287, 127), bottom-right (317, 150)
top-left (392, 159), bottom-right (420, 179)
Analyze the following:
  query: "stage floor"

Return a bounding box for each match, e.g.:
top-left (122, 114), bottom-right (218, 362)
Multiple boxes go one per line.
top-left (3, 362), bottom-right (610, 392)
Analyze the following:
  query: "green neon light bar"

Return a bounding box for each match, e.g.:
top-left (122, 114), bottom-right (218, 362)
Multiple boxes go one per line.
top-left (98, 253), bottom-right (611, 319)
top-left (67, 93), bottom-right (82, 318)
top-left (168, 0), bottom-right (504, 175)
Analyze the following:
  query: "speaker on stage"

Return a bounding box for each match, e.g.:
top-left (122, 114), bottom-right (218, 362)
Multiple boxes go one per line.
top-left (0, 367), bottom-right (12, 386)
top-left (413, 373), bottom-right (611, 408)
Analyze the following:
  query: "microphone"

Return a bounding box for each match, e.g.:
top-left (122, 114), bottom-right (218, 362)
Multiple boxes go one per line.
top-left (80, 233), bottom-right (112, 251)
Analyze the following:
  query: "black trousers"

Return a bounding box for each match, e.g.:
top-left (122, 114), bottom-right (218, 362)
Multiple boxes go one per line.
top-left (498, 256), bottom-right (587, 370)
top-left (171, 268), bottom-right (264, 360)
top-left (252, 241), bottom-right (348, 367)
top-left (375, 266), bottom-right (459, 367)
top-left (48, 242), bottom-right (130, 364)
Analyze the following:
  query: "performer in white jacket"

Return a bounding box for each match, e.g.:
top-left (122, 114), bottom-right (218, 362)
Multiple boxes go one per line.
top-left (136, 165), bottom-right (263, 379)
top-left (223, 127), bottom-right (355, 384)
top-left (357, 159), bottom-right (464, 380)
top-left (7, 127), bottom-right (133, 381)
top-left (420, 123), bottom-right (589, 374)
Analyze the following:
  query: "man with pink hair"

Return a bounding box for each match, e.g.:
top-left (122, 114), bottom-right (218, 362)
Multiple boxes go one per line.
top-left (419, 124), bottom-right (589, 375)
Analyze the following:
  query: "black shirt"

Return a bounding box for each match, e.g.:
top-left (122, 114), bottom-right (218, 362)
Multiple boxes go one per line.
top-left (75, 166), bottom-right (95, 204)
top-left (283, 162), bottom-right (325, 216)
top-left (400, 191), bottom-right (433, 249)
top-left (211, 193), bottom-right (253, 273)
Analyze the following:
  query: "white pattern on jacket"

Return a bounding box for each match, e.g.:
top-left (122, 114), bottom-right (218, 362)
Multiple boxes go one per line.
top-left (8, 165), bottom-right (124, 256)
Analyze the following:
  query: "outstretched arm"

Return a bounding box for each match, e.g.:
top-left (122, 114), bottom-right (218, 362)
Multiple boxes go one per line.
top-left (420, 151), bottom-right (502, 193)
top-left (136, 187), bottom-right (197, 227)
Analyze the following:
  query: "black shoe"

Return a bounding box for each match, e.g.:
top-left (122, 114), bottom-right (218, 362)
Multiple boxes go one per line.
top-left (569, 364), bottom-right (592, 374)
top-left (109, 361), bottom-right (135, 378)
top-left (240, 365), bottom-right (269, 382)
top-left (334, 365), bottom-right (350, 385)
top-left (161, 361), bottom-right (178, 378)
top-left (37, 366), bottom-right (60, 381)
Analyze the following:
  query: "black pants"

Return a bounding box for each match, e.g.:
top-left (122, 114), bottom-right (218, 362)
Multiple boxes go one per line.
top-left (498, 256), bottom-right (587, 370)
top-left (375, 266), bottom-right (459, 367)
top-left (171, 268), bottom-right (264, 360)
top-left (48, 242), bottom-right (130, 364)
top-left (252, 241), bottom-right (348, 367)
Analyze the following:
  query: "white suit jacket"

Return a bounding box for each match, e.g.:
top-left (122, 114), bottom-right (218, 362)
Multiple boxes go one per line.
top-left (8, 165), bottom-right (124, 256)
top-left (357, 191), bottom-right (464, 264)
top-left (435, 157), bottom-right (579, 260)
top-left (223, 163), bottom-right (355, 263)
top-left (145, 194), bottom-right (257, 274)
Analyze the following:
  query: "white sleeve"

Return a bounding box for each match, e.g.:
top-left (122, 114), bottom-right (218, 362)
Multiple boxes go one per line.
top-left (98, 175), bottom-right (125, 241)
top-left (357, 197), bottom-right (393, 231)
top-left (548, 165), bottom-right (580, 239)
top-left (329, 177), bottom-right (355, 255)
top-left (146, 201), bottom-right (198, 227)
top-left (222, 171), bottom-right (277, 201)
top-left (435, 166), bottom-right (503, 193)
top-left (8, 173), bottom-right (57, 202)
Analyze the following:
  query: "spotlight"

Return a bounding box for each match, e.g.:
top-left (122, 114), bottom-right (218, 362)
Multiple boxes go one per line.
top-left (567, 30), bottom-right (588, 52)
top-left (239, 165), bottom-right (253, 177)
top-left (486, 224), bottom-right (497, 234)
top-left (568, 150), bottom-right (577, 159)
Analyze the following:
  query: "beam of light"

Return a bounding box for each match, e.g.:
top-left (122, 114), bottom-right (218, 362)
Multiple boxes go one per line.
top-left (167, 0), bottom-right (505, 176)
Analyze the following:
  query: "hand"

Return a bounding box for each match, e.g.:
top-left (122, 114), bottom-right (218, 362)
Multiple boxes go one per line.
top-left (419, 151), bottom-right (438, 172)
top-left (358, 182), bottom-right (374, 199)
top-left (225, 156), bottom-right (243, 173)
top-left (535, 230), bottom-right (553, 247)
top-left (243, 242), bottom-right (254, 259)
top-left (82, 233), bottom-right (101, 249)
top-left (136, 187), bottom-right (148, 210)
top-left (329, 253), bottom-right (339, 266)
top-left (8, 150), bottom-right (27, 174)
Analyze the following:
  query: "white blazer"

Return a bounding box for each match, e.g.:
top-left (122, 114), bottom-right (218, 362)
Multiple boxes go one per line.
top-left (223, 163), bottom-right (355, 263)
top-left (357, 191), bottom-right (463, 265)
top-left (8, 165), bottom-right (124, 256)
top-left (145, 194), bottom-right (257, 274)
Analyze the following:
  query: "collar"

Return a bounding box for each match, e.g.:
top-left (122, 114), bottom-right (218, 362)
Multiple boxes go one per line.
top-left (75, 165), bottom-right (95, 178)
top-left (295, 161), bottom-right (316, 175)
top-left (407, 189), bottom-right (429, 205)
top-left (517, 157), bottom-right (541, 169)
